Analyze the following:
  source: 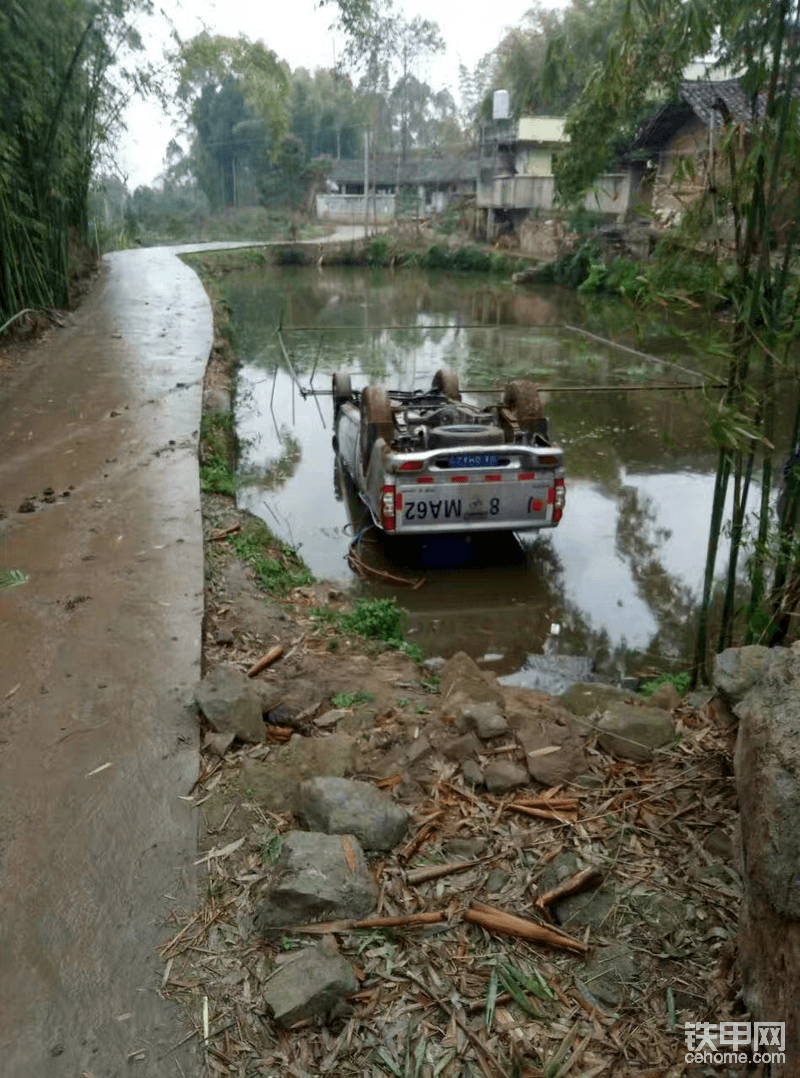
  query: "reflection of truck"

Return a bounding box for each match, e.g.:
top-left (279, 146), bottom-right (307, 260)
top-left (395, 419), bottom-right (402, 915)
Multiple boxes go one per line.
top-left (332, 368), bottom-right (566, 535)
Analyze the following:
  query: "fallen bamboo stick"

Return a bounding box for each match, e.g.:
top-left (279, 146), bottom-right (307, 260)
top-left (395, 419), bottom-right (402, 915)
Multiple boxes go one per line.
top-left (406, 855), bottom-right (494, 886)
top-left (286, 911), bottom-right (446, 935)
top-left (465, 901), bottom-right (588, 954)
top-left (507, 804), bottom-right (578, 823)
top-left (209, 523), bottom-right (241, 541)
top-left (536, 867), bottom-right (603, 909)
top-left (246, 645), bottom-right (283, 677)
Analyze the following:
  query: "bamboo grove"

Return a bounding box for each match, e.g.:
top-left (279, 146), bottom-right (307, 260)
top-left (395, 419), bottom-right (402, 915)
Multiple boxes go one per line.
top-left (0, 0), bottom-right (152, 327)
top-left (552, 0), bottom-right (800, 676)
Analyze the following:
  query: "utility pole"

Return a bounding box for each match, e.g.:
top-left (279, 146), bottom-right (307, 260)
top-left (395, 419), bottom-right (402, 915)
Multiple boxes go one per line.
top-left (363, 128), bottom-right (370, 238)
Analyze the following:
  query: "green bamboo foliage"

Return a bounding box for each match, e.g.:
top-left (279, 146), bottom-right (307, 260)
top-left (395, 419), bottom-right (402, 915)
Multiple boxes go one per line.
top-left (0, 0), bottom-right (151, 324)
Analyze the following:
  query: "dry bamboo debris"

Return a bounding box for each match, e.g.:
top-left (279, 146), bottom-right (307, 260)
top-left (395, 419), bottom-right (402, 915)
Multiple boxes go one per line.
top-left (159, 696), bottom-right (741, 1077)
top-left (535, 867), bottom-right (604, 910)
top-left (465, 901), bottom-right (589, 955)
top-left (246, 644), bottom-right (283, 677)
top-left (208, 523), bottom-right (241, 541)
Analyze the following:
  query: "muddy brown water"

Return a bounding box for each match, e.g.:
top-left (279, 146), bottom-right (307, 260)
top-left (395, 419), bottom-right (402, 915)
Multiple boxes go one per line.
top-left (229, 265), bottom-right (792, 683)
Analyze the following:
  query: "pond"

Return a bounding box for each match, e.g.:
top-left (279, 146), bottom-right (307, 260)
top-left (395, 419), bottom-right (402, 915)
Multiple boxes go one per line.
top-left (226, 264), bottom-right (792, 684)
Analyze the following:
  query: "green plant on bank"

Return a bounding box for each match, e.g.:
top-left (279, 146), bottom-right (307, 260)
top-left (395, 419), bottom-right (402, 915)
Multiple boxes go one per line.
top-left (231, 520), bottom-right (313, 595)
top-left (331, 690), bottom-right (374, 709)
top-left (309, 597), bottom-right (424, 663)
top-left (199, 412), bottom-right (237, 495)
top-left (638, 671), bottom-right (692, 699)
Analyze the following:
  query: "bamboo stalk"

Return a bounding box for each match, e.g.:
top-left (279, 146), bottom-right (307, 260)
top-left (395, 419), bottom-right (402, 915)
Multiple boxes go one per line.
top-left (286, 911), bottom-right (446, 934)
top-left (465, 901), bottom-right (588, 954)
top-left (246, 645), bottom-right (283, 677)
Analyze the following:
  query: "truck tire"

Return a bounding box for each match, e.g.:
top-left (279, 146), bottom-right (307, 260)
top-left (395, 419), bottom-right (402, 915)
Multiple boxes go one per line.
top-left (428, 424), bottom-right (504, 449)
top-left (360, 385), bottom-right (394, 467)
top-left (432, 367), bottom-right (461, 401)
top-left (332, 371), bottom-right (353, 409)
top-left (504, 379), bottom-right (544, 431)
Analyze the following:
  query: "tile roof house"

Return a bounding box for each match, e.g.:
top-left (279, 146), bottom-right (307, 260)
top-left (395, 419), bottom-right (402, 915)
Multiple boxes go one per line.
top-left (632, 78), bottom-right (757, 221)
top-left (315, 152), bottom-right (478, 222)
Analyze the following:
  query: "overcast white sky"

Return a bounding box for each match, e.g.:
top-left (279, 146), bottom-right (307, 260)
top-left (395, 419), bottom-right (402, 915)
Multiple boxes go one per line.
top-left (118, 0), bottom-right (559, 189)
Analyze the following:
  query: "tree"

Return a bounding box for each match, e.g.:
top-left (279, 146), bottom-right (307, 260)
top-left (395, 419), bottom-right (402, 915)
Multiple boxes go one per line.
top-left (172, 32), bottom-right (290, 210)
top-left (550, 0), bottom-right (800, 676)
top-left (0, 0), bottom-right (158, 322)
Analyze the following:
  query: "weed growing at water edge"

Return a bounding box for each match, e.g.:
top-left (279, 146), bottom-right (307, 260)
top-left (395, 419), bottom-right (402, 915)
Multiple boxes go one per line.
top-left (199, 412), bottom-right (237, 495)
top-left (231, 521), bottom-right (314, 595)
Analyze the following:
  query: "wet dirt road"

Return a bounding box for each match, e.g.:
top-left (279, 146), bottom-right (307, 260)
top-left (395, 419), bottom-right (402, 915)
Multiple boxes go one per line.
top-left (0, 247), bottom-right (214, 1076)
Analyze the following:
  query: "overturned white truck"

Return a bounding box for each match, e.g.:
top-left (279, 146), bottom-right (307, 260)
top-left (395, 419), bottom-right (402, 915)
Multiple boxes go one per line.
top-left (332, 368), bottom-right (566, 536)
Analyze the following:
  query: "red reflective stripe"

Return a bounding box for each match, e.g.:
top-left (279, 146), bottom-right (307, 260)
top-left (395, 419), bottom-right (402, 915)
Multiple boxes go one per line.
top-left (539, 455), bottom-right (560, 465)
top-left (529, 498), bottom-right (544, 512)
top-left (416, 476), bottom-right (434, 484)
top-left (553, 507), bottom-right (563, 524)
top-left (484, 474), bottom-right (502, 482)
top-left (555, 477), bottom-right (565, 487)
top-left (547, 487), bottom-right (556, 504)
top-left (450, 476), bottom-right (469, 483)
top-left (395, 492), bottom-right (403, 511)
top-left (518, 472), bottom-right (536, 481)
top-left (398, 460), bottom-right (423, 471)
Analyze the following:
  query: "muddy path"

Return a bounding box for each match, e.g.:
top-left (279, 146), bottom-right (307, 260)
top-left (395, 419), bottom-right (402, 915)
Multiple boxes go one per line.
top-left (0, 248), bottom-right (210, 1076)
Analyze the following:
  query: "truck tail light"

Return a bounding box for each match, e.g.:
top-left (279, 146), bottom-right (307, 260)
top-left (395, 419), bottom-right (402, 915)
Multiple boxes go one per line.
top-left (381, 484), bottom-right (396, 531)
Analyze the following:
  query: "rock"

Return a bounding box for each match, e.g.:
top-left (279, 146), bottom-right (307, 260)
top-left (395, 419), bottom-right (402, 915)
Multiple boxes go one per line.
top-left (297, 777), bottom-right (409, 851)
top-left (202, 731), bottom-right (236, 757)
top-left (438, 652), bottom-right (504, 717)
top-left (194, 664), bottom-right (264, 744)
top-left (214, 628), bottom-right (234, 645)
top-left (314, 709), bottom-right (347, 729)
top-left (460, 702), bottom-right (508, 739)
top-left (252, 683), bottom-right (285, 714)
top-left (596, 703), bottom-right (675, 762)
top-left (512, 708), bottom-right (586, 784)
top-left (263, 936), bottom-right (358, 1028)
top-left (461, 760), bottom-right (484, 787)
top-left (714, 645), bottom-right (769, 705)
top-left (483, 759), bottom-right (528, 792)
top-left (579, 942), bottom-right (638, 1006)
top-left (235, 733), bottom-right (356, 813)
top-left (559, 681), bottom-right (635, 719)
top-left (404, 735), bottom-right (433, 766)
top-left (734, 646), bottom-right (800, 1062)
top-left (441, 733), bottom-right (482, 763)
top-left (647, 682), bottom-right (682, 711)
top-left (18, 500), bottom-right (36, 513)
top-left (255, 831), bottom-right (377, 931)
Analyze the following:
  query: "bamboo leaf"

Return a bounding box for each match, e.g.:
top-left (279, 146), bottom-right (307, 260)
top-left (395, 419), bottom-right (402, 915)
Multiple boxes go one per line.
top-left (499, 966), bottom-right (546, 1018)
top-left (0, 569), bottom-right (28, 589)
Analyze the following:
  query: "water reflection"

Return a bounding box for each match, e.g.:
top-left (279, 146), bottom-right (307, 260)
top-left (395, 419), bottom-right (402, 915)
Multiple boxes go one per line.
top-left (230, 265), bottom-right (790, 678)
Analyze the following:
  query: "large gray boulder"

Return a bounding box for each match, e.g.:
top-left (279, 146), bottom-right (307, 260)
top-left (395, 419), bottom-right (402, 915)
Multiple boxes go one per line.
top-left (263, 936), bottom-right (358, 1028)
top-left (439, 652), bottom-right (504, 717)
top-left (194, 663), bottom-right (264, 743)
top-left (254, 831), bottom-right (377, 931)
top-left (297, 777), bottom-right (409, 851)
top-left (734, 645), bottom-right (800, 1071)
top-left (596, 703), bottom-right (675, 762)
top-left (483, 759), bottom-right (528, 792)
top-left (713, 645), bottom-right (769, 705)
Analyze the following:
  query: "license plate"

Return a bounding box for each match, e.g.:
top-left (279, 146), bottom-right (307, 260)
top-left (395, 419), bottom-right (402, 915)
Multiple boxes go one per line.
top-left (448, 453), bottom-right (499, 468)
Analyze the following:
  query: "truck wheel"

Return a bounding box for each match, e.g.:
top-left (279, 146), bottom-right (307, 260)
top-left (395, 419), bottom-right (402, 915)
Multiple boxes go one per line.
top-left (432, 367), bottom-right (461, 400)
top-left (428, 424), bottom-right (504, 449)
top-left (332, 371), bottom-right (353, 410)
top-left (504, 379), bottom-right (544, 430)
top-left (360, 385), bottom-right (394, 467)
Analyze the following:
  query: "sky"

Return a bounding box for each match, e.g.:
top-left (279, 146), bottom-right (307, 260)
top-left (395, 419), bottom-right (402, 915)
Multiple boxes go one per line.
top-left (117, 0), bottom-right (557, 189)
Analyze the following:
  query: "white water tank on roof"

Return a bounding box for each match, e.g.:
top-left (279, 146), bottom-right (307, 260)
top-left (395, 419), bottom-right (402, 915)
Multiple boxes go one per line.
top-left (493, 90), bottom-right (510, 120)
